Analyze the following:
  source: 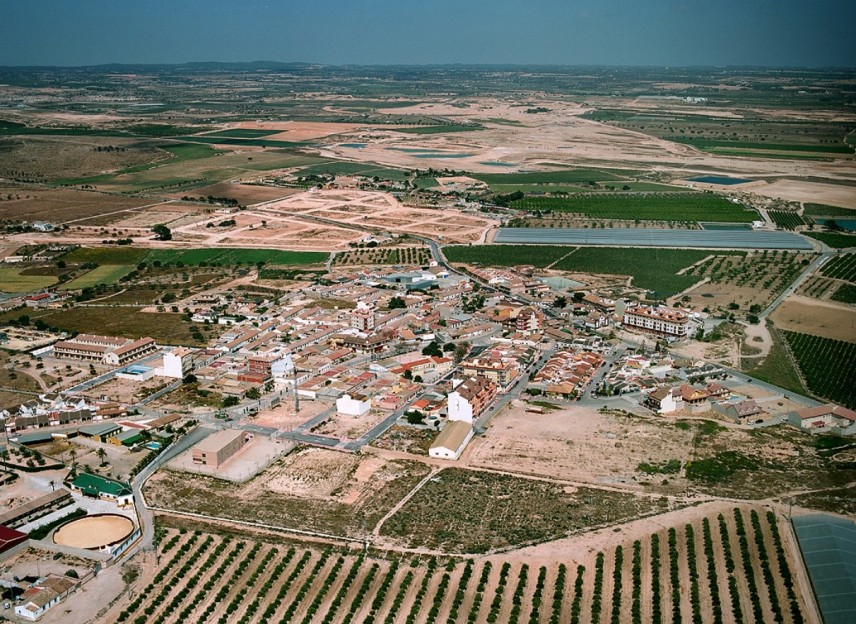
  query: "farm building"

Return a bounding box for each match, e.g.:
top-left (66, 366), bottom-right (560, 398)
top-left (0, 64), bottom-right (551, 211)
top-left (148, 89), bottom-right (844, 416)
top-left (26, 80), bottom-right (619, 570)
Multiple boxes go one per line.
top-left (191, 429), bottom-right (249, 468)
top-left (429, 420), bottom-right (474, 460)
top-left (0, 489), bottom-right (73, 529)
top-left (108, 429), bottom-right (143, 447)
top-left (78, 422), bottom-right (121, 443)
top-left (788, 404), bottom-right (856, 435)
top-left (14, 575), bottom-right (77, 621)
top-left (69, 473), bottom-right (133, 506)
top-left (0, 525), bottom-right (28, 561)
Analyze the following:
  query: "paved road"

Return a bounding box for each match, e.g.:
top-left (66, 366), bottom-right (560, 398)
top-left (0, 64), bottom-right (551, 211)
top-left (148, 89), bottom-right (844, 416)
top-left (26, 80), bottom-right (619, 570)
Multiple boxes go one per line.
top-left (760, 250), bottom-right (833, 319)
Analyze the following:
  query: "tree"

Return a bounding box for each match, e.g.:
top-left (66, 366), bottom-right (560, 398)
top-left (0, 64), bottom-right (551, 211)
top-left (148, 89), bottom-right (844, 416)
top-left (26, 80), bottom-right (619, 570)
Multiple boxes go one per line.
top-left (443, 342), bottom-right (455, 352)
top-left (403, 369), bottom-right (413, 380)
top-left (421, 341), bottom-right (442, 357)
top-left (388, 296), bottom-right (406, 309)
top-left (182, 373), bottom-right (197, 384)
top-left (406, 410), bottom-right (425, 425)
top-left (222, 395), bottom-right (239, 408)
top-left (454, 341), bottom-right (471, 362)
top-left (553, 295), bottom-right (568, 309)
top-left (245, 387), bottom-right (261, 400)
top-left (152, 224), bottom-right (172, 241)
top-left (572, 291), bottom-right (585, 303)
top-left (96, 447), bottom-right (108, 466)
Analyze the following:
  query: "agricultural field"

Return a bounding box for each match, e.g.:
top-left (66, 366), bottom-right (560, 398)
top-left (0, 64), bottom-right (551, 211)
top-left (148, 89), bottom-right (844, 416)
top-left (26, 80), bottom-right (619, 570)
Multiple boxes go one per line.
top-left (60, 264), bottom-right (135, 289)
top-left (783, 331), bottom-right (856, 409)
top-left (683, 251), bottom-right (813, 314)
top-left (831, 283), bottom-right (856, 304)
top-left (769, 211), bottom-right (805, 231)
top-left (61, 246), bottom-right (149, 265)
top-left (145, 248), bottom-right (328, 267)
top-left (804, 232), bottom-right (856, 249)
top-left (798, 276), bottom-right (839, 301)
top-left (394, 124), bottom-right (483, 134)
top-left (444, 245), bottom-right (572, 268)
top-left (294, 161), bottom-right (411, 181)
top-left (820, 252), bottom-right (856, 282)
top-left (555, 247), bottom-right (730, 295)
top-left (21, 306), bottom-right (214, 345)
top-left (334, 247), bottom-right (432, 266)
top-left (802, 203), bottom-right (856, 219)
top-left (380, 468), bottom-right (670, 553)
top-left (0, 267), bottom-right (56, 292)
top-left (472, 169), bottom-right (627, 186)
top-left (117, 505), bottom-right (809, 624)
top-left (510, 193), bottom-right (757, 223)
top-left (0, 184), bottom-right (158, 223)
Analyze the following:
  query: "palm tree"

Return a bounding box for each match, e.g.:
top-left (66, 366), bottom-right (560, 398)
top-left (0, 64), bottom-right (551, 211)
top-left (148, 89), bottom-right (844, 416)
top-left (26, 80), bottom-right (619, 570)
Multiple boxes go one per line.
top-left (96, 448), bottom-right (107, 466)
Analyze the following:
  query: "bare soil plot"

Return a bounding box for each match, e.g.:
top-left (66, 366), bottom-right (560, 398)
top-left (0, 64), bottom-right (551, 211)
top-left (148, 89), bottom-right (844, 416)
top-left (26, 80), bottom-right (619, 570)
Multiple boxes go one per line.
top-left (315, 410), bottom-right (396, 441)
top-left (770, 295), bottom-right (856, 342)
top-left (752, 178), bottom-right (856, 209)
top-left (232, 120), bottom-right (364, 141)
top-left (0, 184), bottom-right (160, 223)
top-left (167, 181), bottom-right (298, 204)
top-left (145, 450), bottom-right (431, 538)
top-left (252, 398), bottom-right (329, 430)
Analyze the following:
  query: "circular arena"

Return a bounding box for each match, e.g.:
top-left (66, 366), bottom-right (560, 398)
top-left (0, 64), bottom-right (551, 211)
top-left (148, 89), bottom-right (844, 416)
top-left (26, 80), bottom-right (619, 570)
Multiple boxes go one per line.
top-left (53, 514), bottom-right (135, 551)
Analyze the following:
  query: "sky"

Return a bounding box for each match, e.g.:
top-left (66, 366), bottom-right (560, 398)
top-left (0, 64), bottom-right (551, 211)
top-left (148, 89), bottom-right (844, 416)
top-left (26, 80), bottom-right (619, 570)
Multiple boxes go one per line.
top-left (1, 0), bottom-right (854, 68)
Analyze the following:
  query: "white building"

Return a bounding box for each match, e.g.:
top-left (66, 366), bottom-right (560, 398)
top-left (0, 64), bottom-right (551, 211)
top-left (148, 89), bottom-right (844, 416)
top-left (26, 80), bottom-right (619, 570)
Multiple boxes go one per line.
top-left (447, 376), bottom-right (496, 424)
top-left (622, 305), bottom-right (689, 338)
top-left (336, 393), bottom-right (371, 417)
top-left (429, 420), bottom-right (474, 460)
top-left (162, 347), bottom-right (194, 379)
top-left (351, 302), bottom-right (375, 331)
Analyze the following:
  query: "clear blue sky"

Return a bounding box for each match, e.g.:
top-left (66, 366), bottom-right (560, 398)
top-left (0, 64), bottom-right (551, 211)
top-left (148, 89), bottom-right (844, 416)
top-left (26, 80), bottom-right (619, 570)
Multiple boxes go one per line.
top-left (1, 0), bottom-right (854, 67)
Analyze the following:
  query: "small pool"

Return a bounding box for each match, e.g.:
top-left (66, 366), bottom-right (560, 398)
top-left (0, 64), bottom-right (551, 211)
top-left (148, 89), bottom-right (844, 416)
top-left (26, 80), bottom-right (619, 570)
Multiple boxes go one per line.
top-left (387, 147), bottom-right (474, 158)
top-left (689, 175), bottom-right (753, 185)
top-left (480, 161), bottom-right (515, 167)
top-left (541, 276), bottom-right (585, 290)
top-left (145, 442), bottom-right (162, 451)
top-left (125, 366), bottom-right (151, 375)
top-left (340, 143), bottom-right (366, 149)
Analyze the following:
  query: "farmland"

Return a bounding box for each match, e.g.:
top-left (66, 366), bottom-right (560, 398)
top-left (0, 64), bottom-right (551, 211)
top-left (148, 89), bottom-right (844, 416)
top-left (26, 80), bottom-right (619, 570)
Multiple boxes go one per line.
top-left (555, 247), bottom-right (730, 295)
top-left (820, 253), bottom-right (856, 282)
top-left (769, 211), bottom-right (805, 231)
top-left (510, 193), bottom-right (757, 223)
top-left (831, 283), bottom-right (856, 304)
top-left (145, 248), bottom-right (328, 267)
top-left (334, 247), bottom-right (432, 266)
top-left (804, 232), bottom-right (856, 249)
top-left (116, 505), bottom-right (808, 624)
top-left (472, 169), bottom-right (626, 187)
top-left (0, 267), bottom-right (56, 292)
top-left (783, 331), bottom-right (856, 409)
top-left (380, 468), bottom-right (670, 553)
top-left (803, 203), bottom-right (856, 219)
top-left (62, 246), bottom-right (149, 265)
top-left (61, 264), bottom-right (135, 289)
top-left (444, 244), bottom-right (572, 268)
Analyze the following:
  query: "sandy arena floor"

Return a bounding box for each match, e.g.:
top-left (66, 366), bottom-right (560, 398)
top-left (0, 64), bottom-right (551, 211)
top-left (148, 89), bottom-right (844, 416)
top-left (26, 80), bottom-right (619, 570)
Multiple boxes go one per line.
top-left (53, 514), bottom-right (134, 549)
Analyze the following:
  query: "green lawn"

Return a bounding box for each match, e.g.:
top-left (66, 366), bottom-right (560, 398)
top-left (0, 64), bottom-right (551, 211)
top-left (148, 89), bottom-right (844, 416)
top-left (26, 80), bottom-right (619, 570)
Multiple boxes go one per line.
top-left (0, 268), bottom-right (57, 293)
top-left (61, 265), bottom-right (135, 289)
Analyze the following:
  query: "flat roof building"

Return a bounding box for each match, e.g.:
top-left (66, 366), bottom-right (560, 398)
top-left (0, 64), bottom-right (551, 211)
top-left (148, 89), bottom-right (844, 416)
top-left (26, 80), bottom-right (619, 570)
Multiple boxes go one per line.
top-left (191, 429), bottom-right (249, 468)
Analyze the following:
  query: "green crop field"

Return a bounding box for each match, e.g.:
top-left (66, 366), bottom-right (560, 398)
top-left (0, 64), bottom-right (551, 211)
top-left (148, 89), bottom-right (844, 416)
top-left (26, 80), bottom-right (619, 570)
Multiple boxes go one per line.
top-left (555, 247), bottom-right (731, 295)
top-left (805, 232), bottom-right (856, 249)
top-left (672, 137), bottom-right (854, 154)
top-left (61, 265), bottom-right (135, 289)
top-left (490, 181), bottom-right (680, 194)
top-left (784, 331), bottom-right (856, 408)
top-left (804, 203), bottom-right (856, 218)
top-left (145, 248), bottom-right (327, 266)
top-left (179, 136), bottom-right (305, 148)
top-left (769, 211), bottom-right (805, 230)
top-left (820, 253), bottom-right (856, 282)
top-left (472, 169), bottom-right (625, 186)
top-left (61, 247), bottom-right (149, 265)
top-left (511, 193), bottom-right (757, 222)
top-left (0, 268), bottom-right (57, 293)
top-left (831, 283), bottom-right (856, 304)
top-left (444, 244), bottom-right (733, 294)
top-left (444, 244), bottom-right (572, 268)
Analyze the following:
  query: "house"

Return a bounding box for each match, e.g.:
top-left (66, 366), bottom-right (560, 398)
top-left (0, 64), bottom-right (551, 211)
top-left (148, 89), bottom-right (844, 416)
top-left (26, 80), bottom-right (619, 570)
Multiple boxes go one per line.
top-left (162, 347), bottom-right (194, 379)
top-left (447, 376), bottom-right (497, 424)
top-left (191, 429), bottom-right (249, 467)
top-left (788, 404), bottom-right (856, 435)
top-left (428, 420), bottom-right (474, 460)
top-left (336, 393), bottom-right (371, 417)
top-left (646, 387), bottom-right (682, 414)
top-left (720, 399), bottom-right (766, 425)
top-left (69, 473), bottom-right (133, 506)
top-left (14, 575), bottom-right (76, 621)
